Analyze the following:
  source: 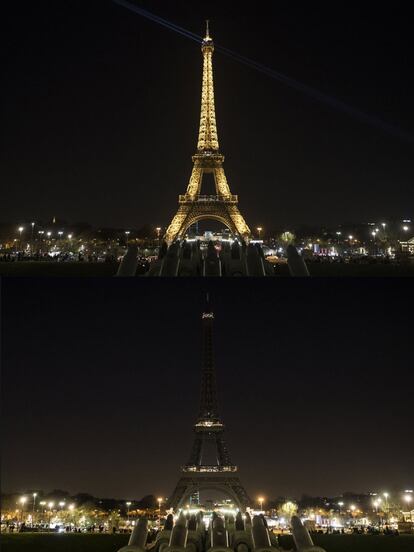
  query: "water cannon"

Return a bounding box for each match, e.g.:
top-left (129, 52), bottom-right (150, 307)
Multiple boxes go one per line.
top-left (159, 242), bottom-right (181, 276)
top-left (203, 241), bottom-right (222, 276)
top-left (207, 515), bottom-right (231, 552)
top-left (249, 515), bottom-right (282, 552)
top-left (166, 513), bottom-right (188, 552)
top-left (286, 245), bottom-right (310, 277)
top-left (232, 512), bottom-right (251, 552)
top-left (117, 517), bottom-right (149, 552)
top-left (116, 244), bottom-right (139, 276)
top-left (224, 514), bottom-right (235, 536)
top-left (187, 514), bottom-right (204, 552)
top-left (154, 514), bottom-right (174, 552)
top-left (291, 516), bottom-right (326, 552)
top-left (246, 243), bottom-right (266, 276)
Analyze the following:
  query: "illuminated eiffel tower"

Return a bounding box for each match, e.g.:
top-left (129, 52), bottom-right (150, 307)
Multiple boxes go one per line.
top-left (167, 301), bottom-right (250, 511)
top-left (164, 22), bottom-right (251, 245)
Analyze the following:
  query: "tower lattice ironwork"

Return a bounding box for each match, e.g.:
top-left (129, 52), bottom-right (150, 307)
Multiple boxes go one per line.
top-left (164, 23), bottom-right (251, 245)
top-left (167, 302), bottom-right (250, 511)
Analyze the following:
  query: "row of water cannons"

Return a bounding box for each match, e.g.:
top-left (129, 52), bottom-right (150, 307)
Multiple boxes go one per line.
top-left (118, 512), bottom-right (325, 552)
top-left (117, 241), bottom-right (309, 277)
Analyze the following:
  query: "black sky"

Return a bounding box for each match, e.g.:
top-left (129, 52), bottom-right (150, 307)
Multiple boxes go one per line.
top-left (1, 1), bottom-right (414, 230)
top-left (2, 278), bottom-right (413, 500)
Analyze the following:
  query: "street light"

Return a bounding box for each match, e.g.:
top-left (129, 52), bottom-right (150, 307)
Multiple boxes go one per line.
top-left (371, 230), bottom-right (378, 255)
top-left (125, 231), bottom-right (131, 246)
top-left (157, 497), bottom-right (163, 529)
top-left (126, 501), bottom-right (131, 523)
top-left (48, 502), bottom-right (54, 527)
top-left (32, 493), bottom-right (37, 527)
top-left (258, 496), bottom-right (264, 512)
top-left (19, 497), bottom-right (27, 524)
top-left (257, 227), bottom-right (263, 240)
top-left (31, 222), bottom-right (35, 251)
top-left (69, 503), bottom-right (75, 531)
top-left (18, 226), bottom-right (24, 251)
top-left (39, 500), bottom-right (46, 522)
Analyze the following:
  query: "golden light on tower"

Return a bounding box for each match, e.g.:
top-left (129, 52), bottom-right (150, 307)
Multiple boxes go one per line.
top-left (164, 22), bottom-right (251, 244)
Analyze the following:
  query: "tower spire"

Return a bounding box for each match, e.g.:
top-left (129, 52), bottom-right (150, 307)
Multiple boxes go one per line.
top-left (198, 20), bottom-right (219, 152)
top-left (199, 303), bottom-right (219, 421)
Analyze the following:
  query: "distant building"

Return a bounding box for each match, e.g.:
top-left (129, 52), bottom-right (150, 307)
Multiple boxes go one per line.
top-left (400, 237), bottom-right (414, 255)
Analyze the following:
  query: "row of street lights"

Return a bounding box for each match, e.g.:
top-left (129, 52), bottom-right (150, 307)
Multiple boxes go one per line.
top-left (17, 494), bottom-right (76, 526)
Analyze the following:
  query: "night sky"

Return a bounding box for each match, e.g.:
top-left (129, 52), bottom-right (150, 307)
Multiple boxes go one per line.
top-left (2, 278), bottom-right (413, 500)
top-left (2, 1), bottom-right (414, 230)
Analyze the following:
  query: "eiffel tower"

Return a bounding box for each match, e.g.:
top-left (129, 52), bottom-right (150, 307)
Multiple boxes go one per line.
top-left (164, 22), bottom-right (251, 245)
top-left (167, 301), bottom-right (251, 511)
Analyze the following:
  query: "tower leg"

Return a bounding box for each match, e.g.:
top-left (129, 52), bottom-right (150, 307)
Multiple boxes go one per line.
top-left (164, 205), bottom-right (192, 245)
top-left (226, 205), bottom-right (251, 241)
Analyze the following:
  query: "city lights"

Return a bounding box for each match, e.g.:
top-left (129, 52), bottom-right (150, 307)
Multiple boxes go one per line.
top-left (3, 487), bottom-right (414, 535)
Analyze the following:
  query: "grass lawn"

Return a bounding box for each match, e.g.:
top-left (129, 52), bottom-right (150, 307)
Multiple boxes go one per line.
top-left (273, 262), bottom-right (414, 277)
top-left (0, 262), bottom-right (119, 277)
top-left (278, 533), bottom-right (414, 551)
top-left (2, 533), bottom-right (414, 552)
top-left (0, 533), bottom-right (129, 552)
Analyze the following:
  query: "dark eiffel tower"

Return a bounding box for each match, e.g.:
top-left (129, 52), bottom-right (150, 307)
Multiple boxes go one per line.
top-left (167, 302), bottom-right (251, 511)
